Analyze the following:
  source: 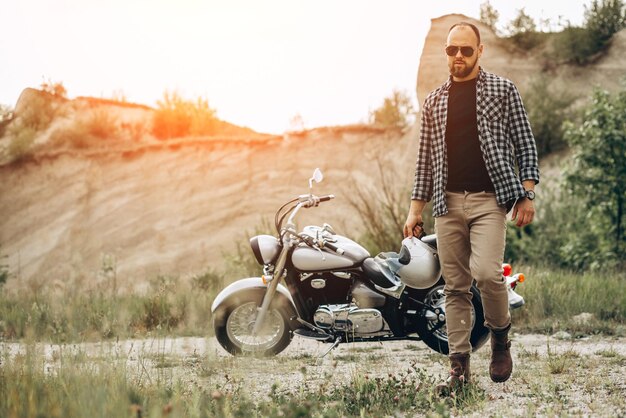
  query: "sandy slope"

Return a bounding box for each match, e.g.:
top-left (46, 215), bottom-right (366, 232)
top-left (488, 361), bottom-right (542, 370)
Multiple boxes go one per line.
top-left (0, 126), bottom-right (415, 285)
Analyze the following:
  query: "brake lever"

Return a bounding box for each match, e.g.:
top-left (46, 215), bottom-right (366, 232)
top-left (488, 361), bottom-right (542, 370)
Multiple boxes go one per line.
top-left (299, 233), bottom-right (326, 261)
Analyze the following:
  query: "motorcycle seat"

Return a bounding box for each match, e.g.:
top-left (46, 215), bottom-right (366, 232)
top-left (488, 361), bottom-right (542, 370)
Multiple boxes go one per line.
top-left (362, 257), bottom-right (401, 289)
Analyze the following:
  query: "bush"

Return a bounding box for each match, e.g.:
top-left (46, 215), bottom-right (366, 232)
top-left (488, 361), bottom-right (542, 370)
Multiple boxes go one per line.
top-left (552, 26), bottom-right (600, 65)
top-left (343, 158), bottom-right (432, 256)
top-left (504, 8), bottom-right (547, 50)
top-left (48, 107), bottom-right (119, 149)
top-left (524, 75), bottom-right (577, 157)
top-left (0, 248), bottom-right (8, 288)
top-left (6, 125), bottom-right (37, 161)
top-left (553, 0), bottom-right (626, 64)
top-left (152, 91), bottom-right (218, 140)
top-left (564, 87), bottom-right (626, 264)
top-left (369, 89), bottom-right (415, 131)
top-left (40, 79), bottom-right (67, 98)
top-left (84, 107), bottom-right (119, 139)
top-left (0, 104), bottom-right (13, 137)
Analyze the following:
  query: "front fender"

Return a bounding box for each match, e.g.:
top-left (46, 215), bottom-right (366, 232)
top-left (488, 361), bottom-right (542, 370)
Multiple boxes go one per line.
top-left (210, 277), bottom-right (296, 313)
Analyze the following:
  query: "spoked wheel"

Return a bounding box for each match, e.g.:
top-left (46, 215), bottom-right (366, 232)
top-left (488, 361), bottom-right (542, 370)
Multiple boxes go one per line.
top-left (213, 290), bottom-right (294, 356)
top-left (415, 279), bottom-right (489, 355)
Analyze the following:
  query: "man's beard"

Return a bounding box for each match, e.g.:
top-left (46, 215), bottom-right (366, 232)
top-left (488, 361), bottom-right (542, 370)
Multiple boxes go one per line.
top-left (449, 59), bottom-right (476, 78)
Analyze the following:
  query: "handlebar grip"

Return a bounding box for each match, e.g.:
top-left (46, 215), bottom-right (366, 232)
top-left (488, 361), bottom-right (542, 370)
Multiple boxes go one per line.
top-left (319, 194), bottom-right (335, 202)
top-left (324, 241), bottom-right (344, 255)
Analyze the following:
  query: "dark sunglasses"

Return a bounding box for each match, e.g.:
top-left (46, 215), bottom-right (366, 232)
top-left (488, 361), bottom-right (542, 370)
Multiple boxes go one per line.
top-left (445, 45), bottom-right (475, 57)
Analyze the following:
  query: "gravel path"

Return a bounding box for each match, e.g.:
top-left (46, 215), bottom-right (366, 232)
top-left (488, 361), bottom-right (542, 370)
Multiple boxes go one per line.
top-left (3, 333), bottom-right (625, 416)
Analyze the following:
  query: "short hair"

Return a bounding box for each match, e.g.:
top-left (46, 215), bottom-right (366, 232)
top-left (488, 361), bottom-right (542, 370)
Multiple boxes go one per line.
top-left (448, 22), bottom-right (481, 45)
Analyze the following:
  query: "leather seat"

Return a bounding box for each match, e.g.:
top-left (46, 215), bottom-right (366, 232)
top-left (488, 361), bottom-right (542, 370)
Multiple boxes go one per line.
top-left (362, 257), bottom-right (400, 289)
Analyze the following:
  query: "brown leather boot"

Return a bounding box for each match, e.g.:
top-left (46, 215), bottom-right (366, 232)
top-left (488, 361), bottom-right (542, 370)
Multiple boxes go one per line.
top-left (435, 353), bottom-right (470, 396)
top-left (489, 324), bottom-right (513, 382)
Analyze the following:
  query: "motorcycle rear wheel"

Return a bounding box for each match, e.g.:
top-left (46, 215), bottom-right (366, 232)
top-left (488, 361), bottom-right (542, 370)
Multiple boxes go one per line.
top-left (415, 279), bottom-right (490, 355)
top-left (213, 289), bottom-right (294, 356)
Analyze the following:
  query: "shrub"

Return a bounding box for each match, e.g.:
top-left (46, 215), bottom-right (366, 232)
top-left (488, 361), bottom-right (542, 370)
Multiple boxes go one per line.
top-left (6, 125), bottom-right (37, 161)
top-left (40, 79), bottom-right (67, 98)
top-left (84, 107), bottom-right (119, 139)
top-left (564, 87), bottom-right (626, 263)
top-left (524, 75), bottom-right (577, 157)
top-left (0, 104), bottom-right (13, 137)
top-left (48, 108), bottom-right (119, 149)
top-left (152, 91), bottom-right (218, 140)
top-left (553, 0), bottom-right (626, 64)
top-left (343, 158), bottom-right (432, 256)
top-left (0, 247), bottom-right (8, 288)
top-left (505, 8), bottom-right (547, 50)
top-left (585, 0), bottom-right (626, 49)
top-left (369, 89), bottom-right (415, 131)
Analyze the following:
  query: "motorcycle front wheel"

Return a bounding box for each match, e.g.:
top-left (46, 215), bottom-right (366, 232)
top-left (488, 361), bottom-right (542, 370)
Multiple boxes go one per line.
top-left (415, 279), bottom-right (490, 355)
top-left (213, 289), bottom-right (294, 356)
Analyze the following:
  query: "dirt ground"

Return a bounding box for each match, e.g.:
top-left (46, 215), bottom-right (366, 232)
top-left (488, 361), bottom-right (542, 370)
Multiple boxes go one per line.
top-left (3, 332), bottom-right (625, 416)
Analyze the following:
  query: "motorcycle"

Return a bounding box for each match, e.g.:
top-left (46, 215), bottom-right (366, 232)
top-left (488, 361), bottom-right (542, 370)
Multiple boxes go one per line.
top-left (211, 169), bottom-right (527, 356)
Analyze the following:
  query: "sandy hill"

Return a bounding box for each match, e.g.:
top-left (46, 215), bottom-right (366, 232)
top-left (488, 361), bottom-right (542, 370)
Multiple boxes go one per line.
top-left (1, 14), bottom-right (625, 287)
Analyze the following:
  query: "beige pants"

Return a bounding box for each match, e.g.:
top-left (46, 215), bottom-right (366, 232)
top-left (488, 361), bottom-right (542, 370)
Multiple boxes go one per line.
top-left (435, 191), bottom-right (511, 355)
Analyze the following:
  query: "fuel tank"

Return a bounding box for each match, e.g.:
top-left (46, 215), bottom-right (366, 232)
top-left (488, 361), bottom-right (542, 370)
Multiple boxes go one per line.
top-left (291, 233), bottom-right (370, 271)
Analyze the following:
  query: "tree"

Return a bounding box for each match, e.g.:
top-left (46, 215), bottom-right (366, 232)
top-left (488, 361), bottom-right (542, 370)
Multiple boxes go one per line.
top-left (369, 89), bottom-right (415, 130)
top-left (479, 1), bottom-right (499, 33)
top-left (505, 8), bottom-right (544, 49)
top-left (585, 0), bottom-right (626, 49)
top-left (553, 0), bottom-right (625, 65)
top-left (564, 86), bottom-right (626, 261)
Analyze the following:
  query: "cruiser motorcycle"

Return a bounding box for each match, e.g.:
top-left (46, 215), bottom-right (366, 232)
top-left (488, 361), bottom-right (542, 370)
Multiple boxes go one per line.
top-left (212, 169), bottom-right (527, 356)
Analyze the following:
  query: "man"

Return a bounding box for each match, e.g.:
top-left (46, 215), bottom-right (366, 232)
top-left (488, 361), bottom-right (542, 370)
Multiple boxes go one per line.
top-left (403, 22), bottom-right (539, 391)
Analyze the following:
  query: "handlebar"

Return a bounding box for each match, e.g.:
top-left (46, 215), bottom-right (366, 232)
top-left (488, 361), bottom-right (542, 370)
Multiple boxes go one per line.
top-left (297, 233), bottom-right (345, 255)
top-left (323, 240), bottom-right (345, 255)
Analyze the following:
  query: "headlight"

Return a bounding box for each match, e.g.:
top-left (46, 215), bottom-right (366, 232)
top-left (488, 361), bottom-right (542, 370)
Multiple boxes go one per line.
top-left (249, 235), bottom-right (280, 265)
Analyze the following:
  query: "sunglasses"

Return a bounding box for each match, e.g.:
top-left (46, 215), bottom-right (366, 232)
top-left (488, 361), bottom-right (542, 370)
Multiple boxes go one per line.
top-left (445, 45), bottom-right (475, 57)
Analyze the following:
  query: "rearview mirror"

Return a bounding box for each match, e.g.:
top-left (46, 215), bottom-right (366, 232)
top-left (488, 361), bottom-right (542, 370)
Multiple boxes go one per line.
top-left (309, 168), bottom-right (323, 189)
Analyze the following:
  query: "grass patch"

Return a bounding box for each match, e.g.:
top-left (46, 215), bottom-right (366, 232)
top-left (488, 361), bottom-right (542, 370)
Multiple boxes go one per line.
top-left (511, 266), bottom-right (626, 335)
top-left (0, 270), bottom-right (222, 343)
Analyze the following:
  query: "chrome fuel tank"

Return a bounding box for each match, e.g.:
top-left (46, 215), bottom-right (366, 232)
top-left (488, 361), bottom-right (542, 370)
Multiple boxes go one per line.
top-left (291, 233), bottom-right (370, 271)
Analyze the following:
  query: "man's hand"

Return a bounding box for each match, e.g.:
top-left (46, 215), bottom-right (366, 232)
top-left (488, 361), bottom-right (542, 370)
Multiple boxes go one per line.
top-left (404, 213), bottom-right (424, 238)
top-left (511, 198), bottom-right (535, 227)
top-left (404, 199), bottom-right (428, 237)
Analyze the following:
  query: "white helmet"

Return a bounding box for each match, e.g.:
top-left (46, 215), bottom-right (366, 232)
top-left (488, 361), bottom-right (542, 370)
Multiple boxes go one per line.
top-left (388, 237), bottom-right (441, 289)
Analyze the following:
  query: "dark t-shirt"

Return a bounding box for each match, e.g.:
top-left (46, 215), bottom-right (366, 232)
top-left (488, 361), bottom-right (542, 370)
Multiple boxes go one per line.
top-left (445, 78), bottom-right (495, 192)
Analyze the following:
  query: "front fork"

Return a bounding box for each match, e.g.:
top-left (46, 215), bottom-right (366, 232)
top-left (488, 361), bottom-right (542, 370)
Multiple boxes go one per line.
top-left (252, 245), bottom-right (290, 336)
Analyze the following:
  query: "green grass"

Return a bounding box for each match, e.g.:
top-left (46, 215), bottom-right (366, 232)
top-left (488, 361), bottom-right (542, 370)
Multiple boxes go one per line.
top-left (0, 272), bottom-right (222, 343)
top-left (0, 265), bottom-right (624, 343)
top-left (511, 265), bottom-right (626, 335)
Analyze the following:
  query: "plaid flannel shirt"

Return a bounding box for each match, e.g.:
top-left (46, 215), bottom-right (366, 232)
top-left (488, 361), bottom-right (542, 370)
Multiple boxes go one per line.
top-left (411, 68), bottom-right (540, 217)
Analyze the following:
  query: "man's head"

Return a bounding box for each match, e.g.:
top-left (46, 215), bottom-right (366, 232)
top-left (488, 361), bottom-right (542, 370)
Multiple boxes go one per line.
top-left (446, 22), bottom-right (483, 81)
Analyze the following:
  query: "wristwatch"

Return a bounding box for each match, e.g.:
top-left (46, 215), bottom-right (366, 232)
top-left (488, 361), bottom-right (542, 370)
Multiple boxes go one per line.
top-left (524, 190), bottom-right (536, 201)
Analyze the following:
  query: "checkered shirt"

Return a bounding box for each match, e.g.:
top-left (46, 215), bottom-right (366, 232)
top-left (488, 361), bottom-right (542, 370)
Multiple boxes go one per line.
top-left (411, 68), bottom-right (540, 217)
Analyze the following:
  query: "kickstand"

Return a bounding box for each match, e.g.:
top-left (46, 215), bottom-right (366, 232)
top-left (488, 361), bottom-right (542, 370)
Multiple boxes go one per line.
top-left (318, 336), bottom-right (342, 360)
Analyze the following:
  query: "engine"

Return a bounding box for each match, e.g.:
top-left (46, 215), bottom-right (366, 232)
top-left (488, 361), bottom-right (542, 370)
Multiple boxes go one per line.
top-left (313, 304), bottom-right (386, 335)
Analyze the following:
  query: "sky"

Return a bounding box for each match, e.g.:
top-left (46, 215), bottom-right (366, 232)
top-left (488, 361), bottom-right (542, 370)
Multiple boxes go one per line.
top-left (0, 1), bottom-right (587, 134)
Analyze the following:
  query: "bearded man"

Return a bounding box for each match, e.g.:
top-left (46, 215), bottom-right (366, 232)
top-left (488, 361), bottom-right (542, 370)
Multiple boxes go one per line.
top-left (403, 21), bottom-right (539, 392)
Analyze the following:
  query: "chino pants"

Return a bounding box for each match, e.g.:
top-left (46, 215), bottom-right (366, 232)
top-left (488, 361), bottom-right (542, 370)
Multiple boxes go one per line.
top-left (435, 191), bottom-right (511, 355)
